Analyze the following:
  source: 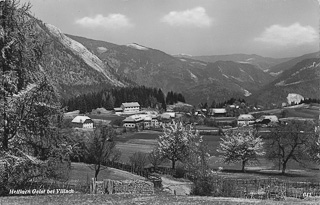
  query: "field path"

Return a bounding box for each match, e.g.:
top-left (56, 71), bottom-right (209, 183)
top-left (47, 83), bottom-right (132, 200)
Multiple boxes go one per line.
top-left (161, 176), bottom-right (193, 195)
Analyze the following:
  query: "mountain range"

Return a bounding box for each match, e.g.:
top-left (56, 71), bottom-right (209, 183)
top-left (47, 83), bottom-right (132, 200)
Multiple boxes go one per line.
top-left (31, 18), bottom-right (319, 106)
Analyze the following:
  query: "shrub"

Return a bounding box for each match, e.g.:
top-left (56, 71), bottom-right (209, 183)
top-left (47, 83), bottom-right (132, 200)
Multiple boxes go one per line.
top-left (191, 176), bottom-right (214, 196)
top-left (174, 165), bottom-right (186, 178)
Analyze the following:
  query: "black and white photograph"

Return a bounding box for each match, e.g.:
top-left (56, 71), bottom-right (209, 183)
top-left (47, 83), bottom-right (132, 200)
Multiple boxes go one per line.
top-left (1, 0), bottom-right (319, 204)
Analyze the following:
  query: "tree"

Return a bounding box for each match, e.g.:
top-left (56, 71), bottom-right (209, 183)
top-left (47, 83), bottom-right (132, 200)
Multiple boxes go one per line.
top-left (184, 135), bottom-right (211, 178)
top-left (148, 148), bottom-right (165, 171)
top-left (0, 1), bottom-right (73, 195)
top-left (85, 126), bottom-right (117, 180)
top-left (217, 128), bottom-right (265, 172)
top-left (266, 120), bottom-right (315, 174)
top-left (157, 121), bottom-right (197, 169)
top-left (129, 152), bottom-right (148, 172)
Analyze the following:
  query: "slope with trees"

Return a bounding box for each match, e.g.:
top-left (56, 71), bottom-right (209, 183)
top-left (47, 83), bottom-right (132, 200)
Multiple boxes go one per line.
top-left (0, 0), bottom-right (77, 195)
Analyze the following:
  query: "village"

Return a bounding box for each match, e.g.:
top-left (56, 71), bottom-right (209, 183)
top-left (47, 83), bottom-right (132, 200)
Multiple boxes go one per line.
top-left (70, 101), bottom-right (305, 133)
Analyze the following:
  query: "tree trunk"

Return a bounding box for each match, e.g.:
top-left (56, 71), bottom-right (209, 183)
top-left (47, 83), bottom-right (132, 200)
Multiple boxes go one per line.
top-left (95, 164), bottom-right (101, 180)
top-left (281, 162), bottom-right (287, 175)
top-left (241, 160), bottom-right (246, 172)
top-left (171, 159), bottom-right (175, 169)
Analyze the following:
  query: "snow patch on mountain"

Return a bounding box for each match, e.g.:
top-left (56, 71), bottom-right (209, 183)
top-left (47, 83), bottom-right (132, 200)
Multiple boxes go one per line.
top-left (188, 70), bottom-right (198, 82)
top-left (275, 80), bottom-right (303, 87)
top-left (287, 93), bottom-right (304, 105)
top-left (46, 24), bottom-right (124, 86)
top-left (222, 74), bottom-right (229, 78)
top-left (243, 89), bottom-right (252, 97)
top-left (270, 71), bottom-right (283, 77)
top-left (180, 59), bottom-right (187, 62)
top-left (126, 43), bottom-right (148, 50)
top-left (191, 61), bottom-right (207, 66)
top-left (97, 47), bottom-right (107, 54)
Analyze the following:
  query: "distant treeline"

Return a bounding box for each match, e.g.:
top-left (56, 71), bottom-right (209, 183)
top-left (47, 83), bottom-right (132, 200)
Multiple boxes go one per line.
top-left (62, 86), bottom-right (185, 113)
top-left (199, 97), bottom-right (247, 109)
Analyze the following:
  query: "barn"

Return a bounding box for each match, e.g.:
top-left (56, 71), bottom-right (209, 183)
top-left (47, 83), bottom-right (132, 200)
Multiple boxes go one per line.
top-left (71, 116), bottom-right (94, 129)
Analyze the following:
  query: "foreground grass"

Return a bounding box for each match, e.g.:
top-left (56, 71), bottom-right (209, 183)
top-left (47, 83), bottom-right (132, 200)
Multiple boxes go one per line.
top-left (68, 163), bottom-right (145, 183)
top-left (2, 192), bottom-right (320, 205)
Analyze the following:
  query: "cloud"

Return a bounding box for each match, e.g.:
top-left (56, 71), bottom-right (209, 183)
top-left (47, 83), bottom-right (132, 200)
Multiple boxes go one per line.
top-left (76, 14), bottom-right (133, 29)
top-left (254, 23), bottom-right (318, 46)
top-left (161, 7), bottom-right (212, 28)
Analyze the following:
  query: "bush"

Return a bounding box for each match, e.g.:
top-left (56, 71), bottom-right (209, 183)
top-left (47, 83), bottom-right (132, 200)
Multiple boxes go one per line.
top-left (174, 165), bottom-right (186, 178)
top-left (191, 176), bottom-right (214, 196)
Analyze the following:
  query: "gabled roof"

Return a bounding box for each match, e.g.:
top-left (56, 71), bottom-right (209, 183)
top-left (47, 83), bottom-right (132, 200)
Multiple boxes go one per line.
top-left (122, 102), bottom-right (140, 107)
top-left (72, 116), bottom-right (92, 123)
top-left (238, 114), bottom-right (255, 121)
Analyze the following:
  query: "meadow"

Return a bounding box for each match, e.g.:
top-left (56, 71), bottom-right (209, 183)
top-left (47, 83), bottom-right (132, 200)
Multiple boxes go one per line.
top-left (114, 130), bottom-right (320, 183)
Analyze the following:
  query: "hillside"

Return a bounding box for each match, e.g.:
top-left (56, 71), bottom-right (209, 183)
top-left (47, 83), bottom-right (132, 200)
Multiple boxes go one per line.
top-left (31, 21), bottom-right (131, 99)
top-left (67, 35), bottom-right (275, 104)
top-left (177, 53), bottom-right (292, 71)
top-left (267, 52), bottom-right (320, 76)
top-left (250, 58), bottom-right (320, 105)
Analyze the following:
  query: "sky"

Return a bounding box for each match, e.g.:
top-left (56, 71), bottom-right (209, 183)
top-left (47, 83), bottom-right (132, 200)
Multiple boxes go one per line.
top-left (21, 0), bottom-right (319, 58)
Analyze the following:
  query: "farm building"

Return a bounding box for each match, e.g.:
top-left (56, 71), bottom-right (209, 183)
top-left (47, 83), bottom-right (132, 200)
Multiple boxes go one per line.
top-left (114, 107), bottom-right (123, 114)
top-left (214, 117), bottom-right (237, 127)
top-left (121, 102), bottom-right (140, 113)
top-left (260, 115), bottom-right (279, 123)
top-left (123, 114), bottom-right (144, 129)
top-left (237, 114), bottom-right (255, 126)
top-left (71, 116), bottom-right (94, 129)
top-left (208, 108), bottom-right (227, 117)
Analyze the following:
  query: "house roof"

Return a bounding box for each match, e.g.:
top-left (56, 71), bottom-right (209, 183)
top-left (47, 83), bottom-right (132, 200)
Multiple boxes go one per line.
top-left (122, 102), bottom-right (140, 107)
top-left (210, 108), bottom-right (227, 114)
top-left (238, 114), bottom-right (255, 121)
top-left (114, 108), bottom-right (123, 111)
top-left (123, 115), bottom-right (144, 123)
top-left (260, 115), bottom-right (278, 122)
top-left (161, 112), bottom-right (175, 119)
top-left (72, 116), bottom-right (92, 123)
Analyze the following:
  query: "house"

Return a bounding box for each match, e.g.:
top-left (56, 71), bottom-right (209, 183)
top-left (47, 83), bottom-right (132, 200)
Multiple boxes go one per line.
top-left (208, 108), bottom-right (227, 117)
top-left (71, 116), bottom-right (94, 129)
top-left (121, 102), bottom-right (140, 113)
top-left (260, 115), bottom-right (279, 123)
top-left (151, 115), bottom-right (160, 128)
top-left (237, 114), bottom-right (255, 126)
top-left (114, 107), bottom-right (123, 115)
top-left (123, 114), bottom-right (144, 129)
top-left (143, 116), bottom-right (152, 129)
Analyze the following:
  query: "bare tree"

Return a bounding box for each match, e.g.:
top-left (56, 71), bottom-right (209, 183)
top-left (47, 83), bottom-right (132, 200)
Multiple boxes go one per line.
top-left (148, 148), bottom-right (164, 171)
top-left (266, 120), bottom-right (315, 174)
top-left (85, 126), bottom-right (117, 180)
top-left (129, 152), bottom-right (148, 172)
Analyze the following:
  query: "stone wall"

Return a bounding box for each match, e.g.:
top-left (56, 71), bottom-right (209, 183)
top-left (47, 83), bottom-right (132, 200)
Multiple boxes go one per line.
top-left (91, 179), bottom-right (154, 194)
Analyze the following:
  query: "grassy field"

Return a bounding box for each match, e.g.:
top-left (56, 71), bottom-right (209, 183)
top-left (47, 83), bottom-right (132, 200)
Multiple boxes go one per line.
top-left (114, 130), bottom-right (320, 183)
top-left (68, 163), bottom-right (145, 182)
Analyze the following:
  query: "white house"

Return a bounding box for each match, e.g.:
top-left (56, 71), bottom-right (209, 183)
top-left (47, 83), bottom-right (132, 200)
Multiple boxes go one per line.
top-left (237, 114), bottom-right (255, 126)
top-left (208, 108), bottom-right (227, 117)
top-left (121, 102), bottom-right (140, 113)
top-left (71, 116), bottom-right (94, 129)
